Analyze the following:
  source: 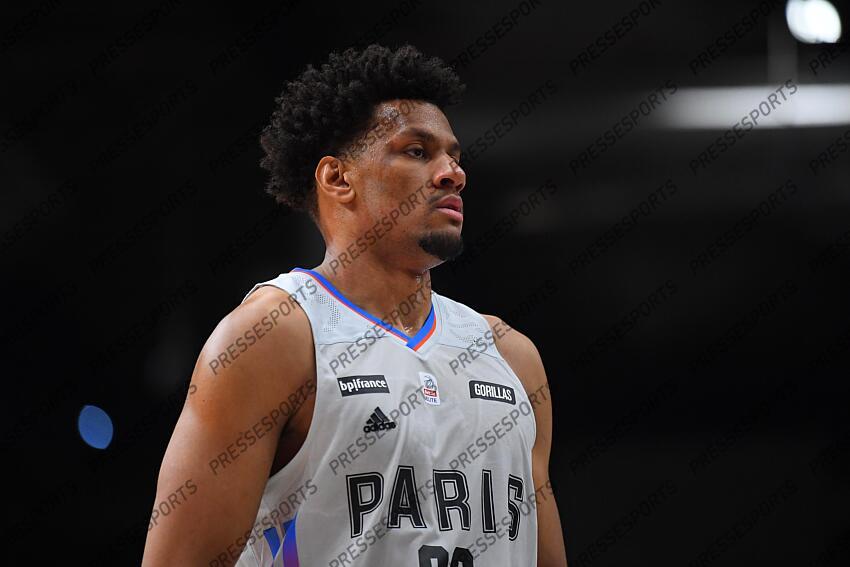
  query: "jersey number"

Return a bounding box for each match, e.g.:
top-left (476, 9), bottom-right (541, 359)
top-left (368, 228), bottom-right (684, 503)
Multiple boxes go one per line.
top-left (418, 544), bottom-right (473, 566)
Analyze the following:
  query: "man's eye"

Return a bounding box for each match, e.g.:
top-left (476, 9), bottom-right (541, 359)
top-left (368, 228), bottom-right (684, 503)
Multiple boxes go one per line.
top-left (406, 147), bottom-right (426, 158)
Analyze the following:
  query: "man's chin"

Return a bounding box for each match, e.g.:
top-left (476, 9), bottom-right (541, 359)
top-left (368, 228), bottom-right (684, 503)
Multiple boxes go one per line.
top-left (418, 230), bottom-right (464, 261)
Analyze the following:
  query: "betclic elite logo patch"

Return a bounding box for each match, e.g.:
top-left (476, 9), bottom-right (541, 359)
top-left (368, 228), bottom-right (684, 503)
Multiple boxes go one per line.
top-left (418, 372), bottom-right (441, 405)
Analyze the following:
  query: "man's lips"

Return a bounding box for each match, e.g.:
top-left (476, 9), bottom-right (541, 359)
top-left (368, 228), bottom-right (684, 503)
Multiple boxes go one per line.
top-left (434, 195), bottom-right (463, 221)
top-left (436, 207), bottom-right (464, 221)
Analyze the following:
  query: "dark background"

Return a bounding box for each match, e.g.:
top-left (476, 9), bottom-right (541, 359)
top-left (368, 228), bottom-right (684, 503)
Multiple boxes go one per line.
top-left (2, 0), bottom-right (849, 564)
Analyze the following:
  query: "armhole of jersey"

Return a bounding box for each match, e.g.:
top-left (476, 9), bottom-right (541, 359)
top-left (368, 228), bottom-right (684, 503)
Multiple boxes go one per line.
top-left (241, 273), bottom-right (326, 511)
top-left (474, 310), bottom-right (539, 445)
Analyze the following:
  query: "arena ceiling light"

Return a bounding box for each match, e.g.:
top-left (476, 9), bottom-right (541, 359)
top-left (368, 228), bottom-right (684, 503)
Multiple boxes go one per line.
top-left (786, 0), bottom-right (842, 43)
top-left (653, 84), bottom-right (850, 129)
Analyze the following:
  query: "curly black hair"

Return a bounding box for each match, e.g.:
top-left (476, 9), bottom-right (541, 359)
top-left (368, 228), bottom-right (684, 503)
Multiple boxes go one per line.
top-left (259, 44), bottom-right (465, 219)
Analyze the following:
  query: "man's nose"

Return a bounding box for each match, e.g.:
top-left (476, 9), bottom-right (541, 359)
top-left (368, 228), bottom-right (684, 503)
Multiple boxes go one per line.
top-left (433, 155), bottom-right (466, 193)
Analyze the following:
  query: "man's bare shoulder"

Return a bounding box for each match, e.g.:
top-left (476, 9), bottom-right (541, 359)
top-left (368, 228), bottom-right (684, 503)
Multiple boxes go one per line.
top-left (210, 285), bottom-right (312, 365)
top-left (191, 285), bottom-right (315, 413)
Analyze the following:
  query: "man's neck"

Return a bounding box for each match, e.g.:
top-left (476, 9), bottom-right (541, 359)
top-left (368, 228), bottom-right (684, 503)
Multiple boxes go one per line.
top-left (313, 255), bottom-right (433, 335)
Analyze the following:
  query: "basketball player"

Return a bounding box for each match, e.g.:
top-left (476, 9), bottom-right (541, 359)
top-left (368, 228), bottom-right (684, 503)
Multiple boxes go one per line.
top-left (143, 44), bottom-right (567, 566)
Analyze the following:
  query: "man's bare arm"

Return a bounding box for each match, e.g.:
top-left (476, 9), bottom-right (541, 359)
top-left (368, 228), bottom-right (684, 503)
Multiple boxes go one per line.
top-left (142, 286), bottom-right (315, 566)
top-left (484, 315), bottom-right (568, 567)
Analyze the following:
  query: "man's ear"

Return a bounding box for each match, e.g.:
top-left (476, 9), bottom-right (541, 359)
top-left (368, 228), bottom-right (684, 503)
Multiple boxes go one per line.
top-left (315, 156), bottom-right (356, 205)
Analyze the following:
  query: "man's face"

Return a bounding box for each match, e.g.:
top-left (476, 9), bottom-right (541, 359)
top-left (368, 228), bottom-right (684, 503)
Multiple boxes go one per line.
top-left (344, 99), bottom-right (467, 265)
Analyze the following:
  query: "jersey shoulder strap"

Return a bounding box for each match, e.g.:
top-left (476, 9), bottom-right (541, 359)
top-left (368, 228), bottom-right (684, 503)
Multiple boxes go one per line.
top-left (242, 269), bottom-right (369, 344)
top-left (433, 292), bottom-right (506, 362)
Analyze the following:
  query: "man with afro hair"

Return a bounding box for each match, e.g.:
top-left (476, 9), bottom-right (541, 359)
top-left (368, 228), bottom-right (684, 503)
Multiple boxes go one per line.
top-left (143, 44), bottom-right (567, 567)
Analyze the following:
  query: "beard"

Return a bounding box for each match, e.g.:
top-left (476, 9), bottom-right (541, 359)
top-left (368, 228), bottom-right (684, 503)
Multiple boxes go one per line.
top-left (418, 230), bottom-right (464, 261)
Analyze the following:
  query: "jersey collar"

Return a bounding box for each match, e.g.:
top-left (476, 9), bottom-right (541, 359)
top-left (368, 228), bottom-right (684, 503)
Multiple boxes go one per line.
top-left (292, 267), bottom-right (437, 351)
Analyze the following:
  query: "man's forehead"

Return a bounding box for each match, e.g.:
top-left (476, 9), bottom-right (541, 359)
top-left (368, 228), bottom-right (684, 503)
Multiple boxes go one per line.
top-left (376, 100), bottom-right (450, 130)
top-left (374, 100), bottom-right (457, 144)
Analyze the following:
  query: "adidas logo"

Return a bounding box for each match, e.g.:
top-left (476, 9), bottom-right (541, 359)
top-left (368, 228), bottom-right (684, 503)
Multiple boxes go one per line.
top-left (363, 407), bottom-right (397, 433)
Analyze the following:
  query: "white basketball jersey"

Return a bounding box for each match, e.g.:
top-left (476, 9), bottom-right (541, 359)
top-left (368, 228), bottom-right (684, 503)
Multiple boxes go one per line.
top-left (235, 267), bottom-right (537, 566)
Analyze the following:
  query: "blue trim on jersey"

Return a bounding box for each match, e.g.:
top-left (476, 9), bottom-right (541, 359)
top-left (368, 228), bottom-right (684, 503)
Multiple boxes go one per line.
top-left (263, 526), bottom-right (281, 559)
top-left (405, 303), bottom-right (436, 348)
top-left (292, 267), bottom-right (435, 349)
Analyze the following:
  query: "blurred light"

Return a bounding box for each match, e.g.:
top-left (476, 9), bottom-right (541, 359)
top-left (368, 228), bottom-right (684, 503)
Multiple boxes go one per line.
top-left (786, 0), bottom-right (842, 43)
top-left (78, 405), bottom-right (114, 449)
top-left (654, 84), bottom-right (850, 129)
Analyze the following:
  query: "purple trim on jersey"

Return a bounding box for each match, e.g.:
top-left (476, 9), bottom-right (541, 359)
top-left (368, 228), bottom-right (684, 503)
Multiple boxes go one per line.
top-left (282, 515), bottom-right (300, 566)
